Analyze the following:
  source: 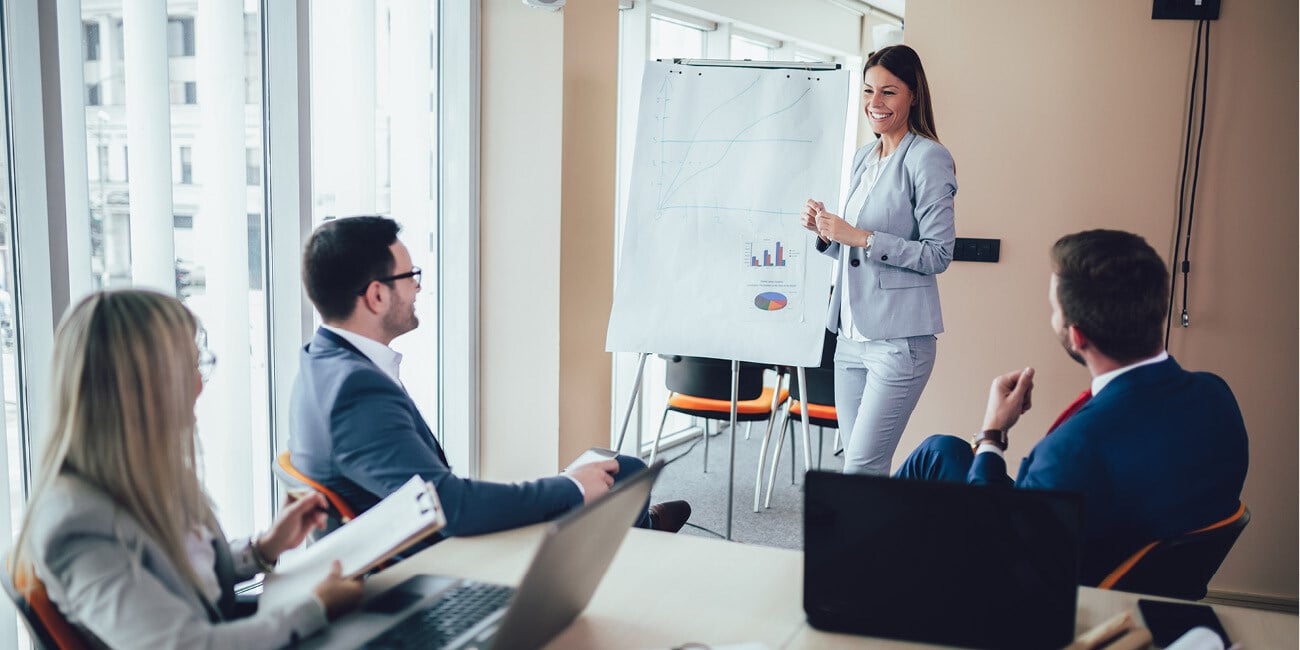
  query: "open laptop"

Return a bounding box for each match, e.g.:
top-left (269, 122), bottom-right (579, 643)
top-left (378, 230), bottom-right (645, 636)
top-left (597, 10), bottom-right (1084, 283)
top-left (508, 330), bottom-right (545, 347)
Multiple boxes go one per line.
top-left (302, 461), bottom-right (663, 650)
top-left (804, 471), bottom-right (1083, 650)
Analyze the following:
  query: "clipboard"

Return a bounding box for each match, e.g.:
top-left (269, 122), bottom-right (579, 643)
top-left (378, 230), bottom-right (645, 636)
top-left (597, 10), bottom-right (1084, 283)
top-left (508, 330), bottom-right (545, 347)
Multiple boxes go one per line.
top-left (259, 475), bottom-right (446, 612)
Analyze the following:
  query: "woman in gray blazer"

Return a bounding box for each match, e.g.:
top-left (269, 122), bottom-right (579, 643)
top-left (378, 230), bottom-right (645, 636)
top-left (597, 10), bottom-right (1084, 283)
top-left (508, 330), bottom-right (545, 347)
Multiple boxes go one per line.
top-left (801, 45), bottom-right (956, 475)
top-left (11, 290), bottom-right (363, 648)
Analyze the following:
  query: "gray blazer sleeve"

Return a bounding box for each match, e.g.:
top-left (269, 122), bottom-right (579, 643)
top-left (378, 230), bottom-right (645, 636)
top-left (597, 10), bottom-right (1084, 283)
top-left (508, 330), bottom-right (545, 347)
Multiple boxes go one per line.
top-left (29, 477), bottom-right (329, 649)
top-left (868, 140), bottom-right (956, 275)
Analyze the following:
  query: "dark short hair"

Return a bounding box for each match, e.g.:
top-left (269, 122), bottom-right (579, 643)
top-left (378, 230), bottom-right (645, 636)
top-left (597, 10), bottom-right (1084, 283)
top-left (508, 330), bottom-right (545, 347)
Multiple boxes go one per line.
top-left (302, 216), bottom-right (401, 321)
top-left (864, 45), bottom-right (939, 142)
top-left (1050, 230), bottom-right (1169, 363)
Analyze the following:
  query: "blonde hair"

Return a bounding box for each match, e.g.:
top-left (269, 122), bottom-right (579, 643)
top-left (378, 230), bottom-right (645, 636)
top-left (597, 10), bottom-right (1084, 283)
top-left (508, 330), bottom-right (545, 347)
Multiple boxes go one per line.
top-left (12, 290), bottom-right (217, 596)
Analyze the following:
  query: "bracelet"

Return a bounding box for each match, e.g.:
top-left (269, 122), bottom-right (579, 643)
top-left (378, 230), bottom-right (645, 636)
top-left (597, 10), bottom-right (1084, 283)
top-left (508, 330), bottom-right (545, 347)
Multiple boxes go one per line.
top-left (249, 536), bottom-right (276, 573)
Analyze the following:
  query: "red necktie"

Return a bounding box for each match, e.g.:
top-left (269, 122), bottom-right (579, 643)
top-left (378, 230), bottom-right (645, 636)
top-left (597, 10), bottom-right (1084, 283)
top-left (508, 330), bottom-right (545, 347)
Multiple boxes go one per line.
top-left (1047, 389), bottom-right (1092, 434)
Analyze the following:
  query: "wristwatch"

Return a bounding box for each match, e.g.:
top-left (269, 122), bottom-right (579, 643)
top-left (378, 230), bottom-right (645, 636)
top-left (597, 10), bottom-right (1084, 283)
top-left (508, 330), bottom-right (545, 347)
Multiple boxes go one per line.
top-left (971, 429), bottom-right (1007, 451)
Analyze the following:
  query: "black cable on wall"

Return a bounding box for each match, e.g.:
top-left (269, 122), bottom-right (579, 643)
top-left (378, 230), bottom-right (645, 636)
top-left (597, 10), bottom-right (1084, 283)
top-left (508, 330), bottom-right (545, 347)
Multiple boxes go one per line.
top-left (1166, 20), bottom-right (1212, 348)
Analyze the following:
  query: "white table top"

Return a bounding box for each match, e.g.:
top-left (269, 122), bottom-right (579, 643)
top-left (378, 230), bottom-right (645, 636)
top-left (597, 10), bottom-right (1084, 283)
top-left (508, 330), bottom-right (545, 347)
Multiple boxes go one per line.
top-left (371, 524), bottom-right (1296, 649)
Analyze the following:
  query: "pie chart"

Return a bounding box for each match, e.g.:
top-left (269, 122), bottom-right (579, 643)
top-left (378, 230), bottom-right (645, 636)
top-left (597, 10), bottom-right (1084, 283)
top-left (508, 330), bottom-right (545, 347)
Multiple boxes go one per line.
top-left (754, 292), bottom-right (788, 311)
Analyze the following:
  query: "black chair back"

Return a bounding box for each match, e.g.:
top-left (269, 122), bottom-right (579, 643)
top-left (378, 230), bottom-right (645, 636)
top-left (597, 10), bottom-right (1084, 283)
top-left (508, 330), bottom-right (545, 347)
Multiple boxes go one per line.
top-left (661, 355), bottom-right (764, 401)
top-left (790, 367), bottom-right (835, 406)
top-left (1110, 506), bottom-right (1250, 600)
top-left (790, 331), bottom-right (837, 405)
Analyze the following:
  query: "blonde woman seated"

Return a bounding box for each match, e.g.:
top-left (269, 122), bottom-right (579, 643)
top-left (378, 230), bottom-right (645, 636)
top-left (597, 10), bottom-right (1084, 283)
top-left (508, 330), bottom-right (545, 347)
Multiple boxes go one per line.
top-left (10, 290), bottom-right (363, 647)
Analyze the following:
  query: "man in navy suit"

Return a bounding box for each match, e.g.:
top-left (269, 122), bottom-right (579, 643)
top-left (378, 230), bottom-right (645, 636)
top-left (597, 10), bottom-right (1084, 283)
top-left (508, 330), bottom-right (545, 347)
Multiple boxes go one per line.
top-left (895, 229), bottom-right (1248, 586)
top-left (289, 216), bottom-right (690, 538)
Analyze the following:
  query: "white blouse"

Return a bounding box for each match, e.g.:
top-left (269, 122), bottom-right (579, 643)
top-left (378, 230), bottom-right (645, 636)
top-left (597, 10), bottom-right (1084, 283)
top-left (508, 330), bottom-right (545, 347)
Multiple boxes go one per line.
top-left (838, 145), bottom-right (891, 342)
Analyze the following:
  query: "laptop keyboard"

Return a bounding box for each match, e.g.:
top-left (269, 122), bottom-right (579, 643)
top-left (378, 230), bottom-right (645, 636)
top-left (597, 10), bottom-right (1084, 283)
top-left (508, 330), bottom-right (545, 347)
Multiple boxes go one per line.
top-left (362, 582), bottom-right (515, 649)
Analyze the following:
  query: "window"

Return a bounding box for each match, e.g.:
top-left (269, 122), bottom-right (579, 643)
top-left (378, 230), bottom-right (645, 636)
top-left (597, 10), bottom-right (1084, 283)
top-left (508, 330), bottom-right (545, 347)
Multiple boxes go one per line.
top-left (309, 2), bottom-right (440, 434)
top-left (84, 22), bottom-right (100, 61)
top-left (172, 80), bottom-right (198, 105)
top-left (246, 147), bottom-right (261, 186)
top-left (75, 1), bottom-right (273, 540)
top-left (650, 16), bottom-right (706, 60)
top-left (167, 16), bottom-right (196, 57)
top-left (86, 83), bottom-right (101, 107)
top-left (178, 145), bottom-right (193, 184)
top-left (96, 144), bottom-right (109, 180)
top-left (730, 34), bottom-right (774, 61)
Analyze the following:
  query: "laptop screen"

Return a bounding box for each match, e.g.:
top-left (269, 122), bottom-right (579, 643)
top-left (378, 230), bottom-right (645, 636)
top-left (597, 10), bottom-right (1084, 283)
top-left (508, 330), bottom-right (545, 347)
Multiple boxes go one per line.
top-left (804, 472), bottom-right (1083, 650)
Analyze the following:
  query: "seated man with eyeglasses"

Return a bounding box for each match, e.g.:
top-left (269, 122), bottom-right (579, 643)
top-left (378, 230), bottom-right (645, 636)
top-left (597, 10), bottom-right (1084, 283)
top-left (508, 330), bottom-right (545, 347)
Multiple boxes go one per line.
top-left (287, 216), bottom-right (690, 540)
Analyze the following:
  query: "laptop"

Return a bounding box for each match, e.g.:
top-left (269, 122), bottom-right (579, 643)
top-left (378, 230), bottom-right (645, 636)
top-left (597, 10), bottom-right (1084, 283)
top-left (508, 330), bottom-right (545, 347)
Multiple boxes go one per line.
top-left (302, 461), bottom-right (663, 650)
top-left (804, 471), bottom-right (1083, 650)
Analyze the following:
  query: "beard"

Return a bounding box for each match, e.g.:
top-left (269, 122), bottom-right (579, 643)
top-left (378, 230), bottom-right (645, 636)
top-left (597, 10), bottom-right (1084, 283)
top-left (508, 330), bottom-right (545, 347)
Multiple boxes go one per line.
top-left (382, 300), bottom-right (419, 339)
top-left (1058, 327), bottom-right (1085, 366)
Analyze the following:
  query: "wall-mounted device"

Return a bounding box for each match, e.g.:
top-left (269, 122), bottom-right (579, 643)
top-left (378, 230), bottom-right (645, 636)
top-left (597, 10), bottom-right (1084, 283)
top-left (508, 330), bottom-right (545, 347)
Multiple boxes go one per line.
top-left (1152, 0), bottom-right (1220, 21)
top-left (522, 0), bottom-right (565, 11)
top-left (952, 237), bottom-right (1000, 263)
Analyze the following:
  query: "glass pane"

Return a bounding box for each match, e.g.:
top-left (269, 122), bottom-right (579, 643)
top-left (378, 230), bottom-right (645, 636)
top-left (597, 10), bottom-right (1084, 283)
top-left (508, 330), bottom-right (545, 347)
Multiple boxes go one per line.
top-left (79, 0), bottom-right (272, 536)
top-left (0, 15), bottom-right (22, 648)
top-left (730, 36), bottom-right (772, 61)
top-left (649, 17), bottom-right (704, 60)
top-left (309, 0), bottom-right (439, 429)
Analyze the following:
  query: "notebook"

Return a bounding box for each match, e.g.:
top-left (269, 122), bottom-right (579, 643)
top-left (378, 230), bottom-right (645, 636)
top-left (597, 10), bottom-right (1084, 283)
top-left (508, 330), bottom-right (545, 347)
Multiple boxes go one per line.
top-left (300, 461), bottom-right (663, 650)
top-left (804, 471), bottom-right (1083, 650)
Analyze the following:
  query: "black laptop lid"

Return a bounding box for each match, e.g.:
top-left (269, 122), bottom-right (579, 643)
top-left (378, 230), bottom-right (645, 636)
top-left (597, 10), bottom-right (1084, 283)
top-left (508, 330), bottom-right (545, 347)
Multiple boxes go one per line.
top-left (804, 471), bottom-right (1083, 650)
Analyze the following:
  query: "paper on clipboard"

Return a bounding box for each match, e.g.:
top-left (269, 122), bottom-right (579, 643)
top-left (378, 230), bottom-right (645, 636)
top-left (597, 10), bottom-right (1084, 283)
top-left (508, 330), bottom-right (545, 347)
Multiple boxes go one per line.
top-left (259, 475), bottom-right (445, 613)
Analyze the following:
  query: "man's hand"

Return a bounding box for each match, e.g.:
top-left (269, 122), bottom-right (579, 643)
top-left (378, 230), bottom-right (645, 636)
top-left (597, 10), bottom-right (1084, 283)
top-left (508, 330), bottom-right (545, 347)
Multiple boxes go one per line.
top-left (564, 458), bottom-right (618, 504)
top-left (982, 367), bottom-right (1035, 433)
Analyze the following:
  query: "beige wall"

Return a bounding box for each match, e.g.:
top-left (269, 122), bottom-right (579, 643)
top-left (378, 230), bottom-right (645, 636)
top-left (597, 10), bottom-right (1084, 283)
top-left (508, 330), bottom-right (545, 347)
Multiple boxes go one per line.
top-left (558, 2), bottom-right (619, 464)
top-left (480, 0), bottom-right (564, 481)
top-left (480, 0), bottom-right (618, 479)
top-left (479, 0), bottom-right (1298, 599)
top-left (905, 0), bottom-right (1297, 598)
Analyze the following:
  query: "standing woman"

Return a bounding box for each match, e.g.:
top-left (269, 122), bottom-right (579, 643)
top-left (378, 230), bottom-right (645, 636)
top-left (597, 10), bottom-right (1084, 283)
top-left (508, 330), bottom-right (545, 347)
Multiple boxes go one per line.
top-left (801, 45), bottom-right (956, 475)
top-left (11, 290), bottom-right (363, 647)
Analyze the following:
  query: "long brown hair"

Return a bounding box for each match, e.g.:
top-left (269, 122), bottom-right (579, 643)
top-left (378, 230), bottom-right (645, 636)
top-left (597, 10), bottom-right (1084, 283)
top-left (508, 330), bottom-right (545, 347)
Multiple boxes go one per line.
top-left (12, 290), bottom-right (218, 596)
top-left (865, 45), bottom-right (939, 142)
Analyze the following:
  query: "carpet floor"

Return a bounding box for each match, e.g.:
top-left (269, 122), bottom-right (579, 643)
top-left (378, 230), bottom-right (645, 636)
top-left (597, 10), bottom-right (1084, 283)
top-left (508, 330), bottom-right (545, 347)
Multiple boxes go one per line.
top-left (645, 422), bottom-right (843, 549)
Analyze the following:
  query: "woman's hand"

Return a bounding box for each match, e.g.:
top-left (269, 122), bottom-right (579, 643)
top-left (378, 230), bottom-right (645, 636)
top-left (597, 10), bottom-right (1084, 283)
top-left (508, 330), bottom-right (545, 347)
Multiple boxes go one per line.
top-left (313, 560), bottom-right (365, 621)
top-left (801, 199), bottom-right (824, 236)
top-left (257, 492), bottom-right (329, 563)
top-left (813, 205), bottom-right (872, 248)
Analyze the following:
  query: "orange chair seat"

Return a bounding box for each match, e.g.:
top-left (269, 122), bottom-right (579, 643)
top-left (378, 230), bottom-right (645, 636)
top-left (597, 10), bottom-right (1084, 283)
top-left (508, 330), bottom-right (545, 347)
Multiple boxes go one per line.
top-left (276, 451), bottom-right (358, 522)
top-left (1097, 501), bottom-right (1247, 590)
top-left (13, 567), bottom-right (89, 650)
top-left (668, 387), bottom-right (788, 415)
top-left (790, 400), bottom-right (837, 422)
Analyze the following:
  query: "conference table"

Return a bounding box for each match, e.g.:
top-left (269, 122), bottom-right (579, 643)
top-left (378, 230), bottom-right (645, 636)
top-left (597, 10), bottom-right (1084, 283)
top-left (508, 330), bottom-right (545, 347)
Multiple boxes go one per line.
top-left (367, 524), bottom-right (1296, 649)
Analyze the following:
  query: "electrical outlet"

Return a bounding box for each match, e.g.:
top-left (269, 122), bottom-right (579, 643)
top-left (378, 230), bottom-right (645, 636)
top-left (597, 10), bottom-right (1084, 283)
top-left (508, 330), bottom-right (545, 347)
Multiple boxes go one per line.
top-left (953, 237), bottom-right (1000, 263)
top-left (1152, 0), bottom-right (1220, 21)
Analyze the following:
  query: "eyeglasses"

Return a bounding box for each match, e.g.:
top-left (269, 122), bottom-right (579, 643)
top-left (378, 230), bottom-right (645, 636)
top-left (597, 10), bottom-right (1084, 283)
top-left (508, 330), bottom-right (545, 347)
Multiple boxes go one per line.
top-left (196, 328), bottom-right (217, 383)
top-left (358, 266), bottom-right (422, 295)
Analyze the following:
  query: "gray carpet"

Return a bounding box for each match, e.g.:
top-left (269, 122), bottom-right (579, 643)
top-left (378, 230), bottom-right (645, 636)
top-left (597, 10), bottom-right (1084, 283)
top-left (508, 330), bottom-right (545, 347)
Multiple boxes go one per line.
top-left (646, 422), bottom-right (843, 549)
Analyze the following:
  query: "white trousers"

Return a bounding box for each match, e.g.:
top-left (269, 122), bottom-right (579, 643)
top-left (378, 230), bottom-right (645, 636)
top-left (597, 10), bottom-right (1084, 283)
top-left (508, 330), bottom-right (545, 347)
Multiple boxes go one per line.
top-left (833, 334), bottom-right (937, 475)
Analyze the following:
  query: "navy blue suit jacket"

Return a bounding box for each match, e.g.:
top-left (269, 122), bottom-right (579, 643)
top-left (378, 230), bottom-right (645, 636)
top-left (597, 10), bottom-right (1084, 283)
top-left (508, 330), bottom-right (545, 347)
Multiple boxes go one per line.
top-left (288, 328), bottom-right (582, 537)
top-left (969, 357), bottom-right (1248, 585)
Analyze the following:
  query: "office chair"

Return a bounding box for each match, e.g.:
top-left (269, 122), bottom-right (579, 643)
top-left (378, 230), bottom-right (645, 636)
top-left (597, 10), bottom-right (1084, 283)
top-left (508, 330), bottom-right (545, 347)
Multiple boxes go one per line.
top-left (755, 331), bottom-right (838, 510)
top-left (2, 557), bottom-right (90, 650)
top-left (1098, 502), bottom-right (1250, 600)
top-left (649, 355), bottom-right (787, 472)
top-left (273, 450), bottom-right (358, 538)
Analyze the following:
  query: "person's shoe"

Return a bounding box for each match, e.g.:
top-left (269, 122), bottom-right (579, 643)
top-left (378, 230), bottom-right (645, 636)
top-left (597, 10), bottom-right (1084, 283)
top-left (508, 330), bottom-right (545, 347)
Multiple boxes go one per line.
top-left (648, 500), bottom-right (691, 533)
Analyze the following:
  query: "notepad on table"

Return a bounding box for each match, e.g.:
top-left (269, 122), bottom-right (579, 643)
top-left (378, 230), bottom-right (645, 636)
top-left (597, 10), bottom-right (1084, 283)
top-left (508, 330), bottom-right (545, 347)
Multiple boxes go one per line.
top-left (259, 475), bottom-right (445, 612)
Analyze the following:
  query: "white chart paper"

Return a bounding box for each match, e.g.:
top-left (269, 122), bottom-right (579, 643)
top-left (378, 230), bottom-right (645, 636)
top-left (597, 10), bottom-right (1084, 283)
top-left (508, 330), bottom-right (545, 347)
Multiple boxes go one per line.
top-left (607, 61), bottom-right (846, 366)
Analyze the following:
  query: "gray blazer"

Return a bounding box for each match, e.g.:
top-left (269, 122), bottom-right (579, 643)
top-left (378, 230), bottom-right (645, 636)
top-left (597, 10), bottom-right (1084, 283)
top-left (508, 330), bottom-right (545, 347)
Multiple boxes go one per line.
top-left (24, 473), bottom-right (327, 649)
top-left (818, 131), bottom-right (957, 340)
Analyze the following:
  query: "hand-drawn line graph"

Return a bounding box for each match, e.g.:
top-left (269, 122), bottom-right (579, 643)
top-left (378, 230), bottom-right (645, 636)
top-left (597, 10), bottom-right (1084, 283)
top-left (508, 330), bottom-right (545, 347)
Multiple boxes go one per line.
top-left (649, 72), bottom-right (818, 220)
